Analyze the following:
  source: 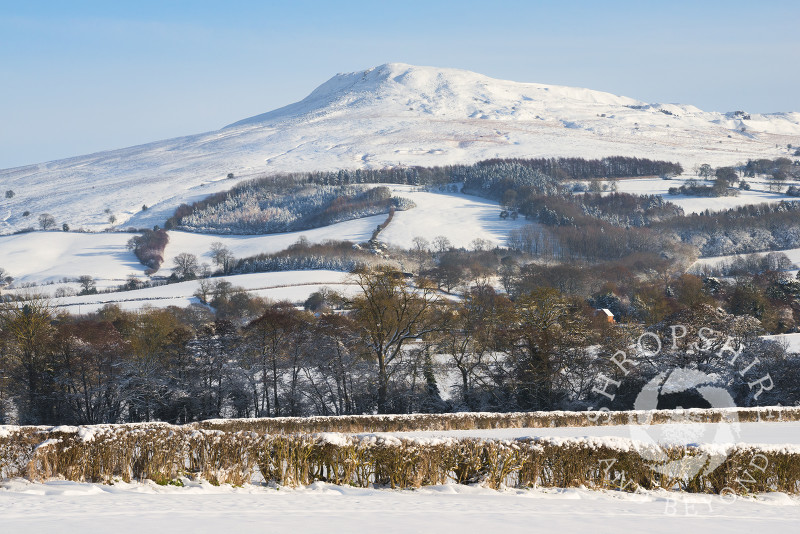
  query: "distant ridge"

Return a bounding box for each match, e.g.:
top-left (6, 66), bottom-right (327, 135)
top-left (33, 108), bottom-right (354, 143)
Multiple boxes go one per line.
top-left (1, 63), bottom-right (798, 234)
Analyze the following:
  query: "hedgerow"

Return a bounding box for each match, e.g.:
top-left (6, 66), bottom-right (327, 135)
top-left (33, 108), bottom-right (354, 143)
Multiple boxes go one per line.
top-left (2, 407), bottom-right (799, 494)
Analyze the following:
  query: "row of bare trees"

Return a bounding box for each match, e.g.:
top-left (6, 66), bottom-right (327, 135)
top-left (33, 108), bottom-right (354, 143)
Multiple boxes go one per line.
top-left (3, 265), bottom-right (796, 426)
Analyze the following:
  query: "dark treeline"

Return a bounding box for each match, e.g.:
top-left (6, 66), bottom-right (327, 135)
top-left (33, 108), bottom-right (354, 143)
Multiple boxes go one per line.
top-left (2, 264), bottom-right (798, 426)
top-left (654, 201), bottom-right (800, 257)
top-left (460, 157), bottom-right (799, 259)
top-left (516, 193), bottom-right (683, 228)
top-left (164, 173), bottom-right (435, 231)
top-left (233, 240), bottom-right (387, 275)
top-left (744, 157), bottom-right (800, 179)
top-left (497, 180), bottom-right (799, 259)
top-left (458, 162), bottom-right (561, 200)
top-left (668, 180), bottom-right (738, 198)
top-left (476, 156), bottom-right (683, 180)
top-left (503, 195), bottom-right (688, 264)
top-left (508, 219), bottom-right (677, 263)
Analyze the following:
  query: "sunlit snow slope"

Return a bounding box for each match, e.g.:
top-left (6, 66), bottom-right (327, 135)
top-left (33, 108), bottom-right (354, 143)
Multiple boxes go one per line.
top-left (2, 63), bottom-right (798, 234)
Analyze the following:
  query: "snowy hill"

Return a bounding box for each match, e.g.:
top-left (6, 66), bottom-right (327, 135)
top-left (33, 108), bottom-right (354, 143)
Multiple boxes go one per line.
top-left (1, 63), bottom-right (799, 234)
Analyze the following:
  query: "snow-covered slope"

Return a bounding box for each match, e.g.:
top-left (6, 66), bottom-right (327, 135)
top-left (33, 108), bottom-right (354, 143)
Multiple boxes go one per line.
top-left (1, 63), bottom-right (798, 235)
top-left (0, 231), bottom-right (144, 289)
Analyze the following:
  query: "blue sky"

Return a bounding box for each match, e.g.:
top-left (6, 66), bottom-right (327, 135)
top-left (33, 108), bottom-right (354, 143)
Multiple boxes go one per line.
top-left (1, 0), bottom-right (798, 168)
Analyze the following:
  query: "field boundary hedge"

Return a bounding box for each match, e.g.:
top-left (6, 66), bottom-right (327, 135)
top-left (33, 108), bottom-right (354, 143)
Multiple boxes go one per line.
top-left (3, 407), bottom-right (800, 493)
top-left (1, 424), bottom-right (798, 494)
top-left (195, 406), bottom-right (800, 434)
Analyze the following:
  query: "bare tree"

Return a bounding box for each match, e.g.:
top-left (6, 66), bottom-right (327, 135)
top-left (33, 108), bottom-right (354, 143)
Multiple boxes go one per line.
top-left (0, 267), bottom-right (11, 297)
top-left (124, 274), bottom-right (141, 291)
top-left (350, 267), bottom-right (442, 413)
top-left (38, 213), bottom-right (56, 230)
top-left (432, 235), bottom-right (451, 254)
top-left (209, 242), bottom-right (235, 274)
top-left (0, 295), bottom-right (55, 423)
top-left (194, 278), bottom-right (214, 304)
top-left (243, 304), bottom-right (303, 416)
top-left (198, 263), bottom-right (212, 279)
top-left (470, 238), bottom-right (492, 251)
top-left (411, 236), bottom-right (430, 273)
top-left (172, 253), bottom-right (199, 280)
top-left (77, 275), bottom-right (96, 295)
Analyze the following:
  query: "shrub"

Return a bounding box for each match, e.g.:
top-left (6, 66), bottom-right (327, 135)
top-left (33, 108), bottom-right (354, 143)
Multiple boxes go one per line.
top-left (38, 213), bottom-right (56, 230)
top-left (127, 229), bottom-right (170, 273)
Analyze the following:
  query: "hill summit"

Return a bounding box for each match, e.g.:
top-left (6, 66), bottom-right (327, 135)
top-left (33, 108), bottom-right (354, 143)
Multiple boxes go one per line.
top-left (227, 62), bottom-right (641, 127)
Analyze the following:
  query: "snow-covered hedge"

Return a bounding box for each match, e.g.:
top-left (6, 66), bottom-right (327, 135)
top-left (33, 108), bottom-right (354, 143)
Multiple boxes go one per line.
top-left (2, 421), bottom-right (799, 493)
top-left (196, 406), bottom-right (800, 434)
top-left (3, 407), bottom-right (800, 493)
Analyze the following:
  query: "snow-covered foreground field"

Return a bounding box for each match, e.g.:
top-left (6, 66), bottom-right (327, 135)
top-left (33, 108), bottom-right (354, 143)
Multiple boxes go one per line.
top-left (1, 479), bottom-right (798, 533)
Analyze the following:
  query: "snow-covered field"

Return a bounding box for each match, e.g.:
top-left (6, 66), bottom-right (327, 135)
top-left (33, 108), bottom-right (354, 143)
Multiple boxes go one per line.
top-left (0, 231), bottom-right (144, 289)
top-left (1, 479), bottom-right (798, 534)
top-left (1, 63), bottom-right (797, 235)
top-left (160, 217), bottom-right (383, 277)
top-left (614, 176), bottom-right (800, 215)
top-left (380, 185), bottom-right (527, 249)
top-left (48, 270), bottom-right (354, 313)
top-left (0, 224), bottom-right (372, 293)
